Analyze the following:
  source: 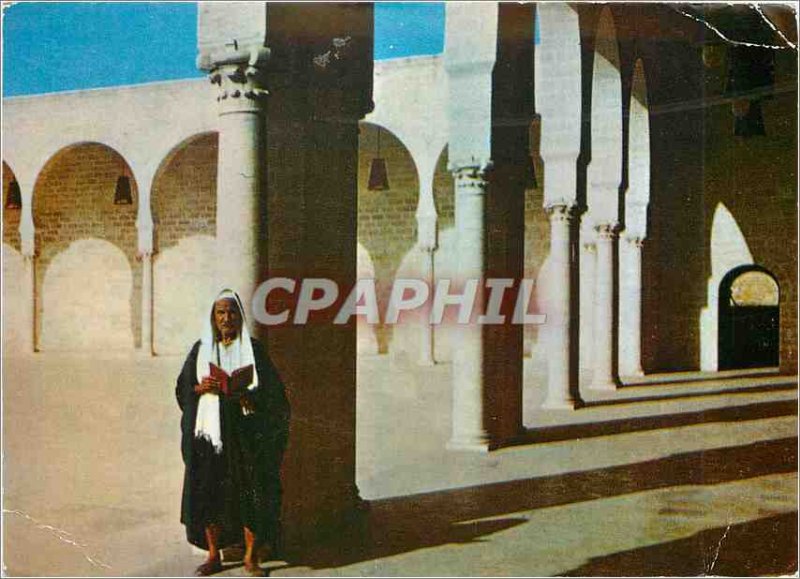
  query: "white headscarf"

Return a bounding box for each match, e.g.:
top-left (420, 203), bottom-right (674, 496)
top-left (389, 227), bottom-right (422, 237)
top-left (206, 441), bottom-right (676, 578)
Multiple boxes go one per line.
top-left (194, 289), bottom-right (259, 453)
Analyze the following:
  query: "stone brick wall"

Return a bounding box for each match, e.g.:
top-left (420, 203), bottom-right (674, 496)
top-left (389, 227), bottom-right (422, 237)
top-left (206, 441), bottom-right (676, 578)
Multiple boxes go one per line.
top-left (152, 133), bottom-right (217, 253)
top-left (702, 50), bottom-right (798, 372)
top-left (32, 144), bottom-right (140, 350)
top-left (3, 161), bottom-right (21, 251)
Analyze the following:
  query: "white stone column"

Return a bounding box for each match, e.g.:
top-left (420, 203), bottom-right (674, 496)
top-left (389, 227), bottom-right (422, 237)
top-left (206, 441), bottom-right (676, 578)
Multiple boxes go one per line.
top-left (542, 203), bottom-right (579, 409)
top-left (19, 179), bottom-right (36, 353)
top-left (591, 223), bottom-right (618, 390)
top-left (209, 57), bottom-right (269, 311)
top-left (140, 252), bottom-right (154, 355)
top-left (136, 180), bottom-right (155, 356)
top-left (447, 165), bottom-right (489, 451)
top-left (619, 235), bottom-right (644, 376)
top-left (22, 256), bottom-right (36, 353)
top-left (578, 228), bottom-right (596, 385)
top-left (416, 180), bottom-right (438, 366)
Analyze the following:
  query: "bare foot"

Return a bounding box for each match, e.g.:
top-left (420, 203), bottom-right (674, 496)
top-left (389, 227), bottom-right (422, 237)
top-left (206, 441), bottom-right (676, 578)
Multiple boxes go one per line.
top-left (194, 558), bottom-right (222, 576)
top-left (244, 563), bottom-right (267, 577)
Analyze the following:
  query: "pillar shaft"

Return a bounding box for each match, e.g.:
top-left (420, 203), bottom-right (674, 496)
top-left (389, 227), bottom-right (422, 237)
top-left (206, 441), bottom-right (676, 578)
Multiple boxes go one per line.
top-left (448, 166), bottom-right (489, 451)
top-left (591, 223), bottom-right (618, 390)
top-left (542, 204), bottom-right (579, 409)
top-left (416, 181), bottom-right (437, 367)
top-left (418, 248), bottom-right (436, 366)
top-left (211, 63), bottom-right (268, 315)
top-left (19, 183), bottom-right (36, 353)
top-left (578, 236), bottom-right (596, 383)
top-left (141, 252), bottom-right (154, 355)
top-left (619, 236), bottom-right (644, 376)
top-left (23, 256), bottom-right (36, 353)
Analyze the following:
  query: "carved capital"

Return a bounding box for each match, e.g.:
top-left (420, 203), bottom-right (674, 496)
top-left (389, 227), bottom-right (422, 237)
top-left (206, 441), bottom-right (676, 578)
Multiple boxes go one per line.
top-left (209, 61), bottom-right (269, 112)
top-left (545, 203), bottom-right (579, 224)
top-left (594, 222), bottom-right (620, 240)
top-left (624, 235), bottom-right (645, 248)
top-left (452, 165), bottom-right (491, 197)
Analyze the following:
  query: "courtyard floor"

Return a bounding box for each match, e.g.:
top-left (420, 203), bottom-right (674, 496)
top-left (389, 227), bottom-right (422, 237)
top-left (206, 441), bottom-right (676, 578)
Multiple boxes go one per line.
top-left (2, 353), bottom-right (797, 576)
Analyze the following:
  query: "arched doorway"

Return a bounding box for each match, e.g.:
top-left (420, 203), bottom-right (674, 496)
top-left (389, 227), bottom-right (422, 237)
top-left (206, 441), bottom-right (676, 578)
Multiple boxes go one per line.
top-left (718, 265), bottom-right (780, 370)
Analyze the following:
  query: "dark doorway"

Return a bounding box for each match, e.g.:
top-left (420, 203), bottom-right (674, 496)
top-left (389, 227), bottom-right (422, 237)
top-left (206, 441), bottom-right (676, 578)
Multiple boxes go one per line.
top-left (718, 266), bottom-right (780, 370)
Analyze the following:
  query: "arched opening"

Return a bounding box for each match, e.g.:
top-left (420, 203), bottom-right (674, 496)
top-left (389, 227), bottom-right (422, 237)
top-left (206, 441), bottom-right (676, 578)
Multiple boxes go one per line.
top-left (32, 143), bottom-right (140, 351)
top-left (150, 132), bottom-right (218, 355)
top-left (700, 202), bottom-right (755, 371)
top-left (3, 161), bottom-right (22, 251)
top-left (357, 121), bottom-right (419, 355)
top-left (718, 266), bottom-right (780, 370)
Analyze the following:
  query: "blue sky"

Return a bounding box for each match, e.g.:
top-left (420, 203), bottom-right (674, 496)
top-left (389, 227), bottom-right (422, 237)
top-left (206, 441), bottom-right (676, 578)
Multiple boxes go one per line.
top-left (2, 2), bottom-right (444, 97)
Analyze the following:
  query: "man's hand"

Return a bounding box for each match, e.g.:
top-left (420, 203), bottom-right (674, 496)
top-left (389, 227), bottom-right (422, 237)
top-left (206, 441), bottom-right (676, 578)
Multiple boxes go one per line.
top-left (194, 376), bottom-right (221, 395)
top-left (239, 394), bottom-right (256, 414)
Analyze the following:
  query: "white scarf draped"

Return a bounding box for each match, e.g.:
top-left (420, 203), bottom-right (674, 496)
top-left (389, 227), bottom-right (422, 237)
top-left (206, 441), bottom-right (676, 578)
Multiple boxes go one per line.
top-left (194, 289), bottom-right (259, 453)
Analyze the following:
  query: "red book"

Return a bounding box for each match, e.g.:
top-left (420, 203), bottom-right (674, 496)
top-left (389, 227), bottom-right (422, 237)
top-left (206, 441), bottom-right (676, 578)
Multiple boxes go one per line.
top-left (209, 363), bottom-right (254, 396)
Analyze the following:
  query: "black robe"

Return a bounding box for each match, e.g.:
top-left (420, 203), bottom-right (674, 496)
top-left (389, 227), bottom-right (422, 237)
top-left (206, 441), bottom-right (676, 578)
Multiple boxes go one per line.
top-left (176, 338), bottom-right (290, 550)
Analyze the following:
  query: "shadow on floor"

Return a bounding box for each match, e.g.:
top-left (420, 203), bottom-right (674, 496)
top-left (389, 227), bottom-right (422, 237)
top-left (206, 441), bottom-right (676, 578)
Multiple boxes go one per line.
top-left (562, 512), bottom-right (798, 577)
top-left (584, 382), bottom-right (796, 408)
top-left (284, 437), bottom-right (797, 573)
top-left (516, 399), bottom-right (797, 445)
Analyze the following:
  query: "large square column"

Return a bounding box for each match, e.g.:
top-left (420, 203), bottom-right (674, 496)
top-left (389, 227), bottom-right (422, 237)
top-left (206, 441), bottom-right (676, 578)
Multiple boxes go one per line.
top-left (444, 3), bottom-right (531, 449)
top-left (197, 2), bottom-right (374, 550)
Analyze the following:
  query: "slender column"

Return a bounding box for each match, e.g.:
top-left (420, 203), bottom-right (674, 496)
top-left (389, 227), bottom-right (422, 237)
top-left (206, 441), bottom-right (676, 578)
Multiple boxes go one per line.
top-left (418, 248), bottom-right (436, 366)
top-left (209, 55), bottom-right (269, 313)
top-left (19, 180), bottom-right (36, 353)
top-left (416, 180), bottom-right (438, 366)
top-left (22, 256), bottom-right (36, 353)
top-left (447, 165), bottom-right (489, 451)
top-left (542, 204), bottom-right (579, 409)
top-left (140, 252), bottom-right (154, 355)
top-left (619, 235), bottom-right (644, 376)
top-left (578, 232), bottom-right (596, 384)
top-left (591, 223), bottom-right (618, 390)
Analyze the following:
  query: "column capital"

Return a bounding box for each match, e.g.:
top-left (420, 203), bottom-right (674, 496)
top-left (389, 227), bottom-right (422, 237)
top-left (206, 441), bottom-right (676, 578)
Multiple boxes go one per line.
top-left (594, 222), bottom-right (620, 240)
top-left (209, 55), bottom-right (269, 114)
top-left (451, 164), bottom-right (491, 196)
top-left (623, 235), bottom-right (645, 248)
top-left (545, 203), bottom-right (579, 223)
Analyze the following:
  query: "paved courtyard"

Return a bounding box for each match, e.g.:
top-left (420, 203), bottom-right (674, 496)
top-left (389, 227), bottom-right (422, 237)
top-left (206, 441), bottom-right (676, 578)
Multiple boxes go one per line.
top-left (2, 353), bottom-right (797, 576)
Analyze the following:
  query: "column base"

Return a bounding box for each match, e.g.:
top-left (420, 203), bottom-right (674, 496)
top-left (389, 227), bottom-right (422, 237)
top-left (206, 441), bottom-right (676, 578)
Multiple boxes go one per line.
top-left (446, 436), bottom-right (491, 453)
top-left (418, 357), bottom-right (436, 367)
top-left (541, 396), bottom-right (580, 410)
top-left (590, 379), bottom-right (618, 392)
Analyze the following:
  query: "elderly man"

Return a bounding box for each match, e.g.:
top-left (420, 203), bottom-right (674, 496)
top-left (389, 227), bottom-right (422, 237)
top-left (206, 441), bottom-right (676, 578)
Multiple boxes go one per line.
top-left (176, 289), bottom-right (290, 576)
